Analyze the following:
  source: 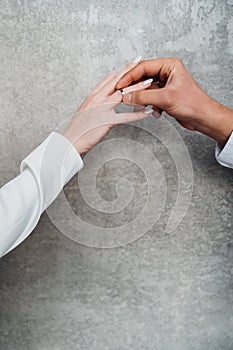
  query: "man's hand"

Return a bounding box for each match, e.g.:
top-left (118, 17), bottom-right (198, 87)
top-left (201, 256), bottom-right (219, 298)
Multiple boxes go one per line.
top-left (116, 57), bottom-right (233, 147)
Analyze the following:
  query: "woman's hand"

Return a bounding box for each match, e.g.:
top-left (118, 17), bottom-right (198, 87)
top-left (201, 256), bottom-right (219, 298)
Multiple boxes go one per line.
top-left (116, 57), bottom-right (233, 147)
top-left (62, 59), bottom-right (154, 154)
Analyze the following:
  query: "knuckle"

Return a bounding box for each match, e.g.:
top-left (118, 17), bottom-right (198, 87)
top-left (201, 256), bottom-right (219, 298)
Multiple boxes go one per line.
top-left (87, 93), bottom-right (99, 104)
top-left (172, 57), bottom-right (183, 66)
top-left (132, 91), bottom-right (144, 105)
top-left (128, 71), bottom-right (135, 82)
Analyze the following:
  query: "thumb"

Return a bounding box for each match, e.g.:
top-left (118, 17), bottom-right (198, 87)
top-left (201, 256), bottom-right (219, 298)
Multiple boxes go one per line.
top-left (123, 88), bottom-right (169, 109)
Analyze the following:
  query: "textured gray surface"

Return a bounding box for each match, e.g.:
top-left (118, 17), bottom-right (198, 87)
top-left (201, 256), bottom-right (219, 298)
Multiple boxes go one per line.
top-left (0, 1), bottom-right (233, 349)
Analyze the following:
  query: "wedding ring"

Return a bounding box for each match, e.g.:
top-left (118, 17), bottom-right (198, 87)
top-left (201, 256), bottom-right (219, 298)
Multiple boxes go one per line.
top-left (120, 89), bottom-right (125, 96)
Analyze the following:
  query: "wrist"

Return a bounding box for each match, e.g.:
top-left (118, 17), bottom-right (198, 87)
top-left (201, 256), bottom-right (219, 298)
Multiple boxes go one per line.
top-left (62, 129), bottom-right (84, 155)
top-left (196, 98), bottom-right (233, 146)
top-left (208, 100), bottom-right (233, 147)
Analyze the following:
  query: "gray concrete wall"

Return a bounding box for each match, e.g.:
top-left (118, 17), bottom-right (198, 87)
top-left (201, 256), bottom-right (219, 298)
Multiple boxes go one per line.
top-left (0, 1), bottom-right (233, 349)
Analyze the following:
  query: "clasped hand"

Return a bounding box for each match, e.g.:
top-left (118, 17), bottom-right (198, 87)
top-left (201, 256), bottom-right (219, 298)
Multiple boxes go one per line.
top-left (63, 57), bottom-right (233, 152)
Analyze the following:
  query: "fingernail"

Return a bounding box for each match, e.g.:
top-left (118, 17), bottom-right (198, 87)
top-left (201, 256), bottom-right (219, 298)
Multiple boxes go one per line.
top-left (144, 108), bottom-right (154, 115)
top-left (143, 78), bottom-right (153, 85)
top-left (132, 55), bottom-right (142, 64)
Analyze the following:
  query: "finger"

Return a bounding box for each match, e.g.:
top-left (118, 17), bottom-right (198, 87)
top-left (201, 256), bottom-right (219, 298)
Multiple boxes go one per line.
top-left (91, 73), bottom-right (116, 95)
top-left (121, 78), bottom-right (153, 96)
top-left (152, 102), bottom-right (162, 118)
top-left (122, 88), bottom-right (168, 109)
top-left (152, 107), bottom-right (162, 119)
top-left (108, 78), bottom-right (153, 104)
top-left (116, 58), bottom-right (175, 90)
top-left (108, 90), bottom-right (123, 103)
top-left (150, 82), bottom-right (160, 90)
top-left (98, 56), bottom-right (142, 97)
top-left (134, 105), bottom-right (145, 112)
top-left (113, 108), bottom-right (154, 124)
top-left (114, 55), bottom-right (142, 82)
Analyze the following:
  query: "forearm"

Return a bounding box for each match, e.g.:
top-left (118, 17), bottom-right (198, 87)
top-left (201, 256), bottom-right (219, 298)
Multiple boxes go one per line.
top-left (0, 169), bottom-right (41, 257)
top-left (0, 132), bottom-right (83, 257)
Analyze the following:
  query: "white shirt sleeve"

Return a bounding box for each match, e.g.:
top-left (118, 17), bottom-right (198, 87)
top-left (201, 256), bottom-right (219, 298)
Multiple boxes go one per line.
top-left (0, 132), bottom-right (83, 257)
top-left (215, 131), bottom-right (233, 169)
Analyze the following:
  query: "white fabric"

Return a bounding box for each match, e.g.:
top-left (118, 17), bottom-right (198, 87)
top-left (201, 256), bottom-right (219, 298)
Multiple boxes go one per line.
top-left (0, 132), bottom-right (83, 257)
top-left (215, 131), bottom-right (233, 169)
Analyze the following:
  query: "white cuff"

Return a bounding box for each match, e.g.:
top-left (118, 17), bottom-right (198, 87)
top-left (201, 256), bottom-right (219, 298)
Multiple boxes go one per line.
top-left (215, 131), bottom-right (233, 169)
top-left (20, 132), bottom-right (83, 211)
